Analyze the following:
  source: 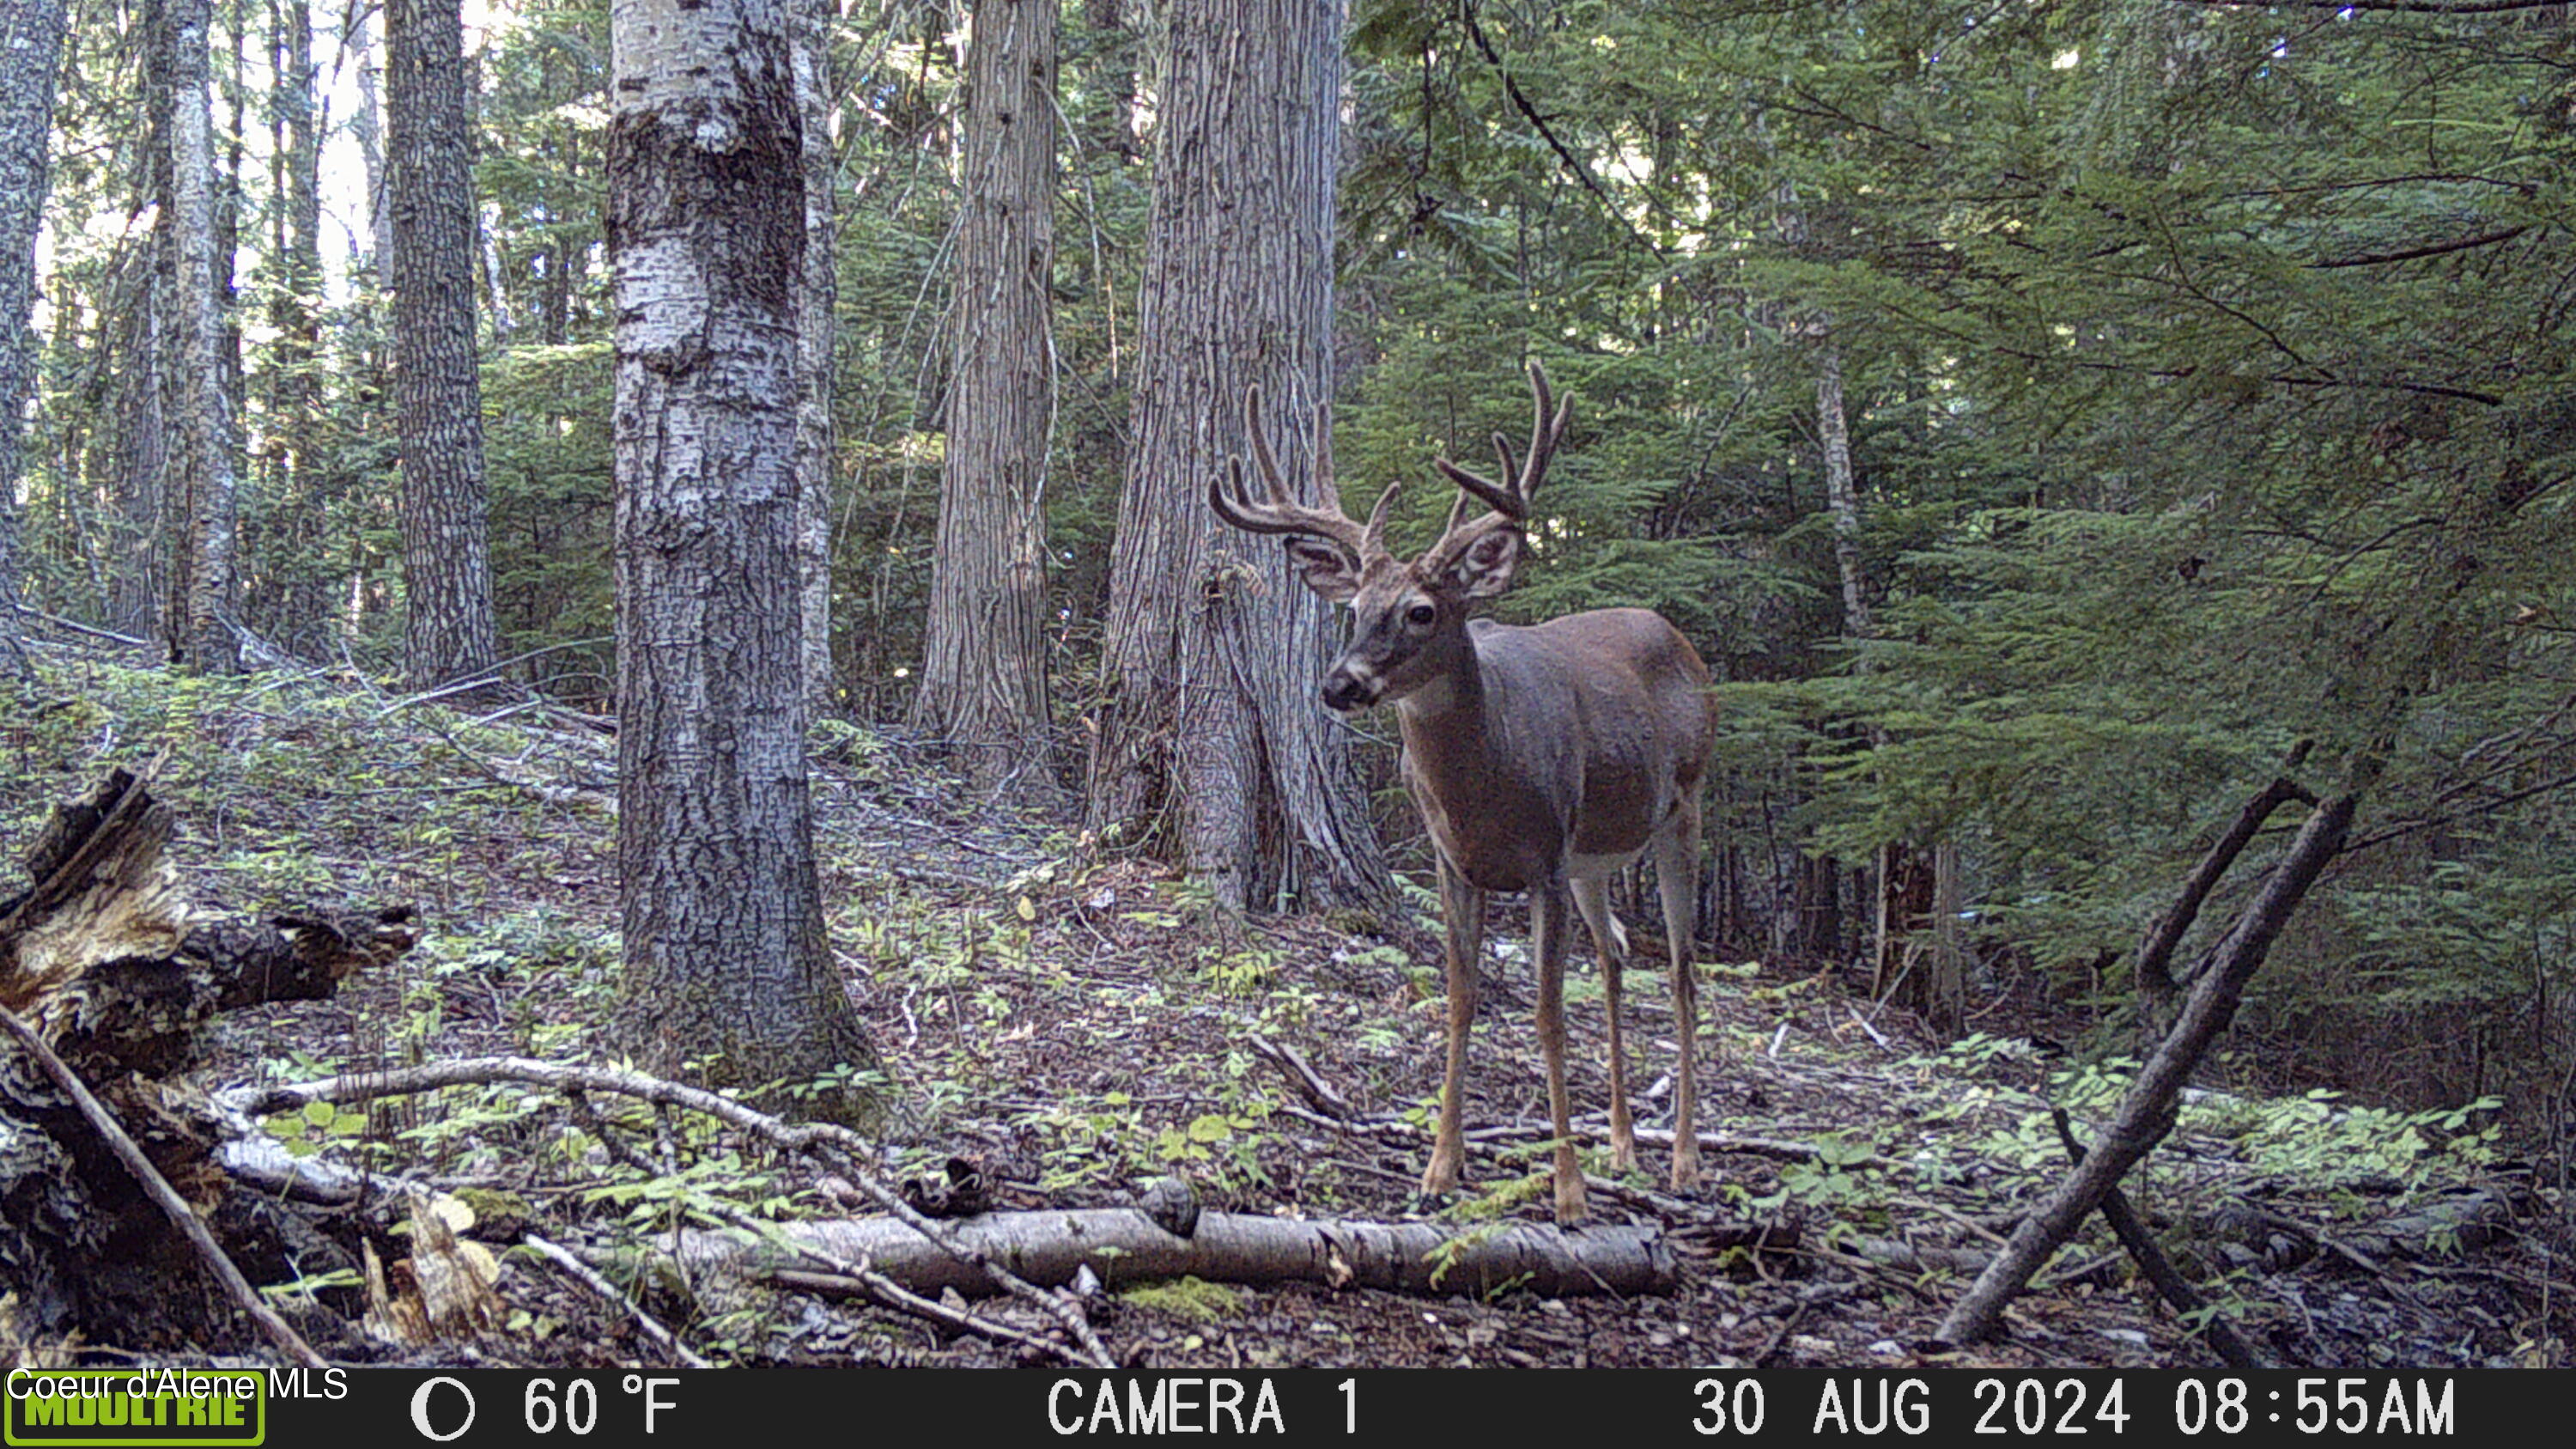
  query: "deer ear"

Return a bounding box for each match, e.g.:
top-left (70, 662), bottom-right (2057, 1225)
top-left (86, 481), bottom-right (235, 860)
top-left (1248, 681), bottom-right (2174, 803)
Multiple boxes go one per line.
top-left (1283, 537), bottom-right (1364, 602)
top-left (1443, 527), bottom-right (1522, 599)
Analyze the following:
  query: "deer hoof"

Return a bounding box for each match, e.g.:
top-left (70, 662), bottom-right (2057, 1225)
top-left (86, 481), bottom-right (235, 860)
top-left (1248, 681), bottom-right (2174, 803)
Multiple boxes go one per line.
top-left (1414, 1162), bottom-right (1465, 1216)
top-left (1410, 1172), bottom-right (1475, 1217)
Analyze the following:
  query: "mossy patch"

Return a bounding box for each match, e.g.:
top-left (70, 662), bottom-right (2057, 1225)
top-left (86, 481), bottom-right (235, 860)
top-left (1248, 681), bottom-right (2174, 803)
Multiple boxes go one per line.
top-left (1118, 1275), bottom-right (1242, 1322)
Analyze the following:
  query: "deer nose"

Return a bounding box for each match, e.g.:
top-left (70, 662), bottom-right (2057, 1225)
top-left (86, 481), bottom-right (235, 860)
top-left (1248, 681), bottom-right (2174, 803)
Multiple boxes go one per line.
top-left (1320, 665), bottom-right (1376, 711)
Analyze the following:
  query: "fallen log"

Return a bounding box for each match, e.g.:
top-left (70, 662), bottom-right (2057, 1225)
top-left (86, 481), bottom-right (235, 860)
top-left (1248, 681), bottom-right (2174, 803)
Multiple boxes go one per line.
top-left (670, 1204), bottom-right (1679, 1300)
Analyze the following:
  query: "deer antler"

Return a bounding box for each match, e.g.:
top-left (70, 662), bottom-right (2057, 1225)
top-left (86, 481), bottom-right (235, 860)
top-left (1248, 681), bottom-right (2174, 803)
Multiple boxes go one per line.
top-left (1208, 385), bottom-right (1397, 558)
top-left (1431, 362), bottom-right (1571, 524)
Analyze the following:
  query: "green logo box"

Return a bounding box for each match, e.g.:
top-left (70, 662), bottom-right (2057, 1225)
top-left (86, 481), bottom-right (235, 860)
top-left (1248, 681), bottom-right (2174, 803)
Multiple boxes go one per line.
top-left (4, 1369), bottom-right (264, 1447)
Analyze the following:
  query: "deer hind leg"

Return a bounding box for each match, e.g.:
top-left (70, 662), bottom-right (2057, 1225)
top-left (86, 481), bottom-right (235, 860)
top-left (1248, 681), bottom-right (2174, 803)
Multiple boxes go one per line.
top-left (1532, 880), bottom-right (1587, 1223)
top-left (1571, 876), bottom-right (1636, 1174)
top-left (1654, 801), bottom-right (1706, 1190)
top-left (1421, 855), bottom-right (1484, 1202)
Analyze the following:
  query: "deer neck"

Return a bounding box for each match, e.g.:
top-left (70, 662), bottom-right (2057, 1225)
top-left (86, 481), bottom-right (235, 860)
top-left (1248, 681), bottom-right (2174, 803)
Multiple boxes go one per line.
top-left (1390, 627), bottom-right (1500, 791)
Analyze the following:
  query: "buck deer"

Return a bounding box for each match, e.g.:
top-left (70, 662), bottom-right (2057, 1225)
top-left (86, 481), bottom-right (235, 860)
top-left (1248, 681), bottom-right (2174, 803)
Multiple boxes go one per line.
top-left (1210, 363), bottom-right (1716, 1223)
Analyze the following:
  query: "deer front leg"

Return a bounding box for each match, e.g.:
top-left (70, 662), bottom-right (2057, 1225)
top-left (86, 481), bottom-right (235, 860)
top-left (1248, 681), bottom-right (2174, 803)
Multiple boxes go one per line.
top-left (1532, 880), bottom-right (1587, 1224)
top-left (1421, 855), bottom-right (1484, 1202)
top-left (1571, 877), bottom-right (1635, 1174)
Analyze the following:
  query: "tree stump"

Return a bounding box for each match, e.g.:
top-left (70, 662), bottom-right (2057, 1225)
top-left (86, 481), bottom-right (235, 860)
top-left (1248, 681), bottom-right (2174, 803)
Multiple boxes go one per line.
top-left (0, 765), bottom-right (416, 1348)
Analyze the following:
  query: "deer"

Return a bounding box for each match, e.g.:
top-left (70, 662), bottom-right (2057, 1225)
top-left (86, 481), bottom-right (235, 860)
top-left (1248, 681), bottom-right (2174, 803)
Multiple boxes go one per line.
top-left (1209, 362), bottom-right (1716, 1224)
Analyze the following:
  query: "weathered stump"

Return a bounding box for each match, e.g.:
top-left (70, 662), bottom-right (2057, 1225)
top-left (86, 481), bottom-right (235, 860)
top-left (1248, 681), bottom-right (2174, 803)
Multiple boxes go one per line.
top-left (0, 766), bottom-right (415, 1349)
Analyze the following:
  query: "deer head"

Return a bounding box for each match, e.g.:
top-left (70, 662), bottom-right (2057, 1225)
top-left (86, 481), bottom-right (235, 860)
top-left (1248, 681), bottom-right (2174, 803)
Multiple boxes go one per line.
top-left (1209, 362), bottom-right (1571, 711)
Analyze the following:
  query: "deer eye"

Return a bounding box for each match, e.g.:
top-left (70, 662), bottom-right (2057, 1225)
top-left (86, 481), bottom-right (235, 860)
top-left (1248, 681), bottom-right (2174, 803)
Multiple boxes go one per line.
top-left (1406, 602), bottom-right (1437, 626)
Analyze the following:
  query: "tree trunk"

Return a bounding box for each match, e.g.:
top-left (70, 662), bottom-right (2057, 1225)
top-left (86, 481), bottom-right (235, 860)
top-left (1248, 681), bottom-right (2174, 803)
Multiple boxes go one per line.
top-left (387, 0), bottom-right (499, 691)
top-left (1084, 0), bottom-right (1387, 911)
top-left (215, 0), bottom-right (244, 453)
top-left (354, 8), bottom-right (392, 266)
top-left (0, 0), bottom-right (70, 679)
top-left (1816, 339), bottom-right (1871, 643)
top-left (792, 0), bottom-right (837, 715)
top-left (112, 242), bottom-right (169, 640)
top-left (915, 0), bottom-right (1060, 803)
top-left (246, 0), bottom-right (331, 654)
top-left (1820, 336), bottom-right (1948, 1011)
top-left (606, 0), bottom-right (885, 1129)
top-left (162, 0), bottom-right (240, 673)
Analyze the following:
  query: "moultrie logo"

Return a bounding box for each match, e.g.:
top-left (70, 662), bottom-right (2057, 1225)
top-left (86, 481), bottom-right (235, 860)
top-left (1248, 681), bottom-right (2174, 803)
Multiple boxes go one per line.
top-left (3, 1368), bottom-right (264, 1447)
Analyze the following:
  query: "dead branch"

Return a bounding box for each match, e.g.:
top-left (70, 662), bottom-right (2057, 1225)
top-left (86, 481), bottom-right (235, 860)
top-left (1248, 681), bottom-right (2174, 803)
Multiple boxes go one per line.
top-left (2051, 1107), bottom-right (2267, 1370)
top-left (772, 1265), bottom-right (1103, 1363)
top-left (521, 1233), bottom-right (710, 1369)
top-left (218, 1055), bottom-right (1114, 1365)
top-left (683, 1172), bottom-right (1107, 1366)
top-left (7, 600), bottom-right (155, 648)
top-left (2134, 742), bottom-right (2313, 1034)
top-left (1285, 1105), bottom-right (1845, 1169)
top-left (1249, 1032), bottom-right (1352, 1118)
top-left (709, 1192), bottom-right (1108, 1367)
top-left (1940, 779), bottom-right (2366, 1345)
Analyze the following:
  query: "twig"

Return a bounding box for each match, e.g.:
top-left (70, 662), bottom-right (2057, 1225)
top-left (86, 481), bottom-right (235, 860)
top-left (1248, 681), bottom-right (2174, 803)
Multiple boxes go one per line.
top-left (521, 1233), bottom-right (711, 1369)
top-left (1753, 1300), bottom-right (1807, 1367)
top-left (0, 1006), bottom-right (327, 1367)
top-left (220, 1055), bottom-right (1115, 1368)
top-left (8, 600), bottom-right (154, 647)
top-left (1630, 1124), bottom-right (1856, 1165)
top-left (371, 636), bottom-right (613, 717)
top-left (2031, 1250), bottom-right (2126, 1294)
top-left (1278, 1103), bottom-right (1844, 1166)
top-left (1844, 1005), bottom-right (1897, 1054)
top-left (1248, 1032), bottom-right (1352, 1118)
top-left (772, 1268), bottom-right (1098, 1363)
top-left (1906, 1196), bottom-right (2012, 1247)
top-left (2051, 1108), bottom-right (2266, 1368)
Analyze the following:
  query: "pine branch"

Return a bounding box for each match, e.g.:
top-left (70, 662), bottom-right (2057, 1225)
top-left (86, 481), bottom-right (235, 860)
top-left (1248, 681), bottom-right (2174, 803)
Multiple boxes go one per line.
top-left (2312, 224), bottom-right (2533, 269)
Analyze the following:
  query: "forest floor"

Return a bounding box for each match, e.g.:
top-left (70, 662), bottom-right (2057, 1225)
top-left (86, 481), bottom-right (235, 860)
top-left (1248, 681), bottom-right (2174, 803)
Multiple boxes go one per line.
top-left (2, 635), bottom-right (2561, 1370)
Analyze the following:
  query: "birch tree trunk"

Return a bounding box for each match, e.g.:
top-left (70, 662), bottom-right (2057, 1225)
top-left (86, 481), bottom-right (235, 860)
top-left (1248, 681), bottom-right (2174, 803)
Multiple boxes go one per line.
top-left (1084, 0), bottom-right (1387, 910)
top-left (162, 0), bottom-right (240, 673)
top-left (0, 0), bottom-right (70, 678)
top-left (1815, 339), bottom-right (1871, 644)
top-left (387, 0), bottom-right (499, 690)
top-left (1815, 329), bottom-right (1937, 1011)
top-left (607, 0), bottom-right (884, 1128)
top-left (914, 0), bottom-right (1059, 803)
